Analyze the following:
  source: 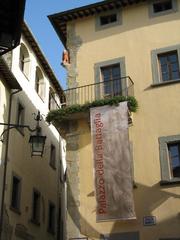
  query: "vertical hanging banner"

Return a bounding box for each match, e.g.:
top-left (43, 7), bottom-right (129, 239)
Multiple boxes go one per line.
top-left (90, 102), bottom-right (136, 221)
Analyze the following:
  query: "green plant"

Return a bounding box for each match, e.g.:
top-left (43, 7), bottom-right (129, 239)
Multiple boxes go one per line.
top-left (46, 96), bottom-right (138, 124)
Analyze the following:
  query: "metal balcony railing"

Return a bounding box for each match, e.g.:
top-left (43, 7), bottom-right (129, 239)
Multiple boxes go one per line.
top-left (60, 76), bottom-right (134, 107)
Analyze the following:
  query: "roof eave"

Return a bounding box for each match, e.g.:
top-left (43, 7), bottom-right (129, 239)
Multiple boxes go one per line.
top-left (0, 57), bottom-right (22, 90)
top-left (48, 0), bottom-right (147, 47)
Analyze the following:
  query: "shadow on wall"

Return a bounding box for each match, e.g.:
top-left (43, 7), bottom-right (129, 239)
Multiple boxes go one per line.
top-left (66, 170), bottom-right (180, 239)
top-left (0, 78), bottom-right (14, 240)
top-left (66, 175), bottom-right (101, 239)
top-left (60, 109), bottom-right (180, 239)
top-left (112, 182), bottom-right (180, 237)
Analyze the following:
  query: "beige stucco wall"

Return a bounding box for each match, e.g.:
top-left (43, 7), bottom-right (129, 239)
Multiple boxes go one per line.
top-left (65, 1), bottom-right (180, 240)
top-left (4, 92), bottom-right (60, 240)
top-left (0, 36), bottom-right (62, 239)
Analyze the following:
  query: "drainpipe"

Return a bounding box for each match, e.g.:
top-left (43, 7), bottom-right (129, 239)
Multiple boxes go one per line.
top-left (57, 137), bottom-right (65, 240)
top-left (56, 136), bottom-right (61, 240)
top-left (0, 89), bottom-right (22, 240)
top-left (57, 138), bottom-right (67, 240)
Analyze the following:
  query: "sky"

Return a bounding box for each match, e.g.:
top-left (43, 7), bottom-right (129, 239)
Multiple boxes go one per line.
top-left (25, 0), bottom-right (101, 89)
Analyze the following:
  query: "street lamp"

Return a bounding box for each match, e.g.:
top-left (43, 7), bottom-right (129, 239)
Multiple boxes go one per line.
top-left (29, 111), bottom-right (46, 157)
top-left (0, 110), bottom-right (46, 156)
top-left (29, 135), bottom-right (46, 156)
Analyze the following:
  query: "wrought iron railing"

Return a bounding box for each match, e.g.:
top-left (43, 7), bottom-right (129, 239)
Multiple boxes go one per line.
top-left (60, 76), bottom-right (134, 107)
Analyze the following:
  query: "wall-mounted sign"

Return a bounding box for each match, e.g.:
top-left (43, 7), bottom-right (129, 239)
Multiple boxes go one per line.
top-left (143, 216), bottom-right (156, 226)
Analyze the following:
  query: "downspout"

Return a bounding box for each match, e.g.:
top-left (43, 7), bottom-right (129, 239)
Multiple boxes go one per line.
top-left (57, 137), bottom-right (66, 240)
top-left (0, 89), bottom-right (22, 240)
top-left (56, 135), bottom-right (61, 240)
top-left (61, 139), bottom-right (67, 240)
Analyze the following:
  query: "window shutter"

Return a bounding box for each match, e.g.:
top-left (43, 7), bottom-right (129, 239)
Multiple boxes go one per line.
top-left (39, 80), bottom-right (46, 101)
top-left (159, 140), bottom-right (170, 181)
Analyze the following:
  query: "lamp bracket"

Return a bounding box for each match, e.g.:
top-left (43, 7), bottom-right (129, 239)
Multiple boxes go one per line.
top-left (0, 123), bottom-right (37, 142)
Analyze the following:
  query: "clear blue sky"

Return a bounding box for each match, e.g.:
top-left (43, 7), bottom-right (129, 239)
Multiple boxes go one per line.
top-left (25, 0), bottom-right (101, 89)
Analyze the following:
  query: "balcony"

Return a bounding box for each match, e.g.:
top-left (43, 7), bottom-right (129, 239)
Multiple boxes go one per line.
top-left (47, 76), bottom-right (137, 129)
top-left (60, 76), bottom-right (134, 107)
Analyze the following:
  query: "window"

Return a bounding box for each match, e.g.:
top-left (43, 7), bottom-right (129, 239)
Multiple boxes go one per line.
top-left (101, 64), bottom-right (121, 96)
top-left (16, 102), bottom-right (25, 135)
top-left (10, 174), bottom-right (21, 212)
top-left (19, 43), bottom-right (30, 78)
top-left (159, 135), bottom-right (180, 185)
top-left (158, 51), bottom-right (180, 81)
top-left (153, 0), bottom-right (172, 13)
top-left (31, 189), bottom-right (41, 225)
top-left (167, 143), bottom-right (180, 178)
top-left (50, 144), bottom-right (56, 169)
top-left (95, 9), bottom-right (121, 31)
top-left (151, 45), bottom-right (180, 85)
top-left (94, 57), bottom-right (126, 99)
top-left (49, 88), bottom-right (60, 110)
top-left (35, 67), bottom-right (46, 100)
top-left (47, 202), bottom-right (55, 234)
top-left (149, 0), bottom-right (177, 17)
top-left (100, 14), bottom-right (117, 26)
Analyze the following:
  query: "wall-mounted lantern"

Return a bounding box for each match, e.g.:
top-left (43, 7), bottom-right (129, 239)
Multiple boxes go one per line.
top-left (0, 110), bottom-right (46, 156)
top-left (28, 110), bottom-right (46, 157)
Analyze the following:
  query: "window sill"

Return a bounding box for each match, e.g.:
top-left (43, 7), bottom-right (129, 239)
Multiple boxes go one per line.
top-left (151, 79), bottom-right (180, 88)
top-left (10, 206), bottom-right (21, 215)
top-left (160, 178), bottom-right (180, 186)
top-left (30, 219), bottom-right (40, 226)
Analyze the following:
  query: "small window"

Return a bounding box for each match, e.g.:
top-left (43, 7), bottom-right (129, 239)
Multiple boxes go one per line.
top-left (149, 0), bottom-right (177, 17)
top-left (16, 102), bottom-right (25, 135)
top-left (47, 202), bottom-right (55, 234)
top-left (50, 144), bottom-right (56, 169)
top-left (101, 64), bottom-right (121, 96)
top-left (35, 67), bottom-right (46, 101)
top-left (100, 14), bottom-right (117, 26)
top-left (153, 0), bottom-right (172, 13)
top-left (159, 135), bottom-right (180, 185)
top-left (95, 10), bottom-right (121, 31)
top-left (158, 51), bottom-right (180, 82)
top-left (19, 43), bottom-right (30, 78)
top-left (167, 142), bottom-right (180, 178)
top-left (31, 189), bottom-right (41, 225)
top-left (10, 174), bottom-right (21, 212)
